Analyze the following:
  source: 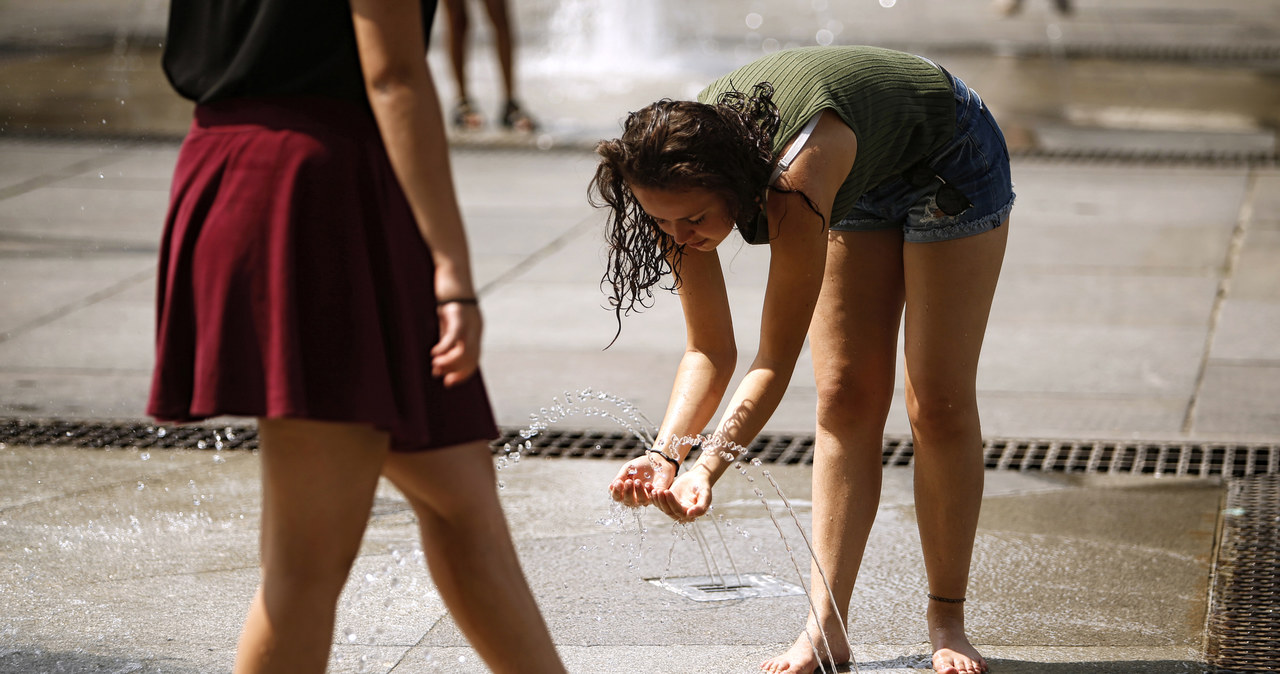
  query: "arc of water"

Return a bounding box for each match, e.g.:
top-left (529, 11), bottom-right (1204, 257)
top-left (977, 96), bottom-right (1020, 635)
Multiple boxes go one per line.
top-left (689, 521), bottom-right (726, 588)
top-left (749, 482), bottom-right (840, 674)
top-left (801, 630), bottom-right (832, 674)
top-left (708, 511), bottom-right (744, 588)
top-left (762, 468), bottom-right (858, 674)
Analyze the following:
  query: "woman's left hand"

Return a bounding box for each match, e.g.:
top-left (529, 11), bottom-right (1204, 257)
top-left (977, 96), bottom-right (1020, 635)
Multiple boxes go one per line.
top-left (652, 468), bottom-right (712, 522)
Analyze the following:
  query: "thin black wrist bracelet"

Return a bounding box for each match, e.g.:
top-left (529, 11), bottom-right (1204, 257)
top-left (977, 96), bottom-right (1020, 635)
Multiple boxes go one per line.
top-left (645, 448), bottom-right (680, 470)
top-left (438, 297), bottom-right (478, 306)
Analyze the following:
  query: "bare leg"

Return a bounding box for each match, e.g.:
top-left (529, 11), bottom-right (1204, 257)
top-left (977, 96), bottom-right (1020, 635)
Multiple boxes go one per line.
top-left (234, 418), bottom-right (390, 674)
top-left (440, 0), bottom-right (483, 128)
top-left (479, 0), bottom-right (536, 131)
top-left (902, 221), bottom-right (1009, 674)
top-left (762, 229), bottom-right (905, 674)
top-left (383, 441), bottom-right (565, 674)
top-left (479, 0), bottom-right (516, 103)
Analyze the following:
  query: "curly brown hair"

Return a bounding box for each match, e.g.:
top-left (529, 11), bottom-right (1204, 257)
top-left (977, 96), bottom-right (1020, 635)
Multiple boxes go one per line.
top-left (590, 82), bottom-right (798, 345)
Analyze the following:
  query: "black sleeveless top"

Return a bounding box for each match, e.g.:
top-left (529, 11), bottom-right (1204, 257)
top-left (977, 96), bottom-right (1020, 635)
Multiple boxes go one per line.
top-left (163, 0), bottom-right (439, 105)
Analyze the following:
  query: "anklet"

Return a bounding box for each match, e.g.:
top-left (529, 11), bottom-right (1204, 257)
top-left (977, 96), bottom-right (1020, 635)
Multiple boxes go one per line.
top-left (928, 594), bottom-right (966, 604)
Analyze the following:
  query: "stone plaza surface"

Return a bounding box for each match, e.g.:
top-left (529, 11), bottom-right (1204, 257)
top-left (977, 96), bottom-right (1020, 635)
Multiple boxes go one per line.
top-left (2, 0), bottom-right (1279, 672)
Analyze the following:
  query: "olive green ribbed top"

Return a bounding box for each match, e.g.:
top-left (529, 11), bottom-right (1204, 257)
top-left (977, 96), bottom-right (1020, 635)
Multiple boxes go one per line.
top-left (697, 46), bottom-right (956, 244)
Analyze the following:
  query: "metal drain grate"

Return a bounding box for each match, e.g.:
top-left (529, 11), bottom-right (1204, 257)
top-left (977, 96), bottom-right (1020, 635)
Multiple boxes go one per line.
top-left (497, 428), bottom-right (1280, 478)
top-left (2, 419), bottom-right (1278, 479)
top-left (0, 418), bottom-right (256, 450)
top-left (1205, 473), bottom-right (1280, 673)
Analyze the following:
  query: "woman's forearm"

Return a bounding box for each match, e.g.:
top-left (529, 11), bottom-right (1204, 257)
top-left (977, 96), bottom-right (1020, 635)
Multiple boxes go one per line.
top-left (694, 358), bottom-right (796, 482)
top-left (653, 348), bottom-right (735, 464)
top-left (353, 2), bottom-right (476, 301)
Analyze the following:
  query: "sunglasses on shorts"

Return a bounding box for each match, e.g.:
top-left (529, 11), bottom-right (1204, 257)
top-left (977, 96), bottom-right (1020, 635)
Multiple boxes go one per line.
top-left (903, 163), bottom-right (973, 217)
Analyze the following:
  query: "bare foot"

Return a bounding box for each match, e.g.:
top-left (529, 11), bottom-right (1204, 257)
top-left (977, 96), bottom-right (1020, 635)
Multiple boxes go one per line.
top-left (760, 629), bottom-right (850, 674)
top-left (929, 604), bottom-right (987, 673)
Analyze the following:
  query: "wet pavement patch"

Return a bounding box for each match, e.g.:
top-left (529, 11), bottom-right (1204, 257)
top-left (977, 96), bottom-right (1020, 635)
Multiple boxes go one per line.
top-left (3, 416), bottom-right (1277, 669)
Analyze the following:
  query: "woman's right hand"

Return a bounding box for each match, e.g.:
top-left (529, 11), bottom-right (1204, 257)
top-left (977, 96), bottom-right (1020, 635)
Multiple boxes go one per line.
top-left (608, 454), bottom-right (677, 508)
top-left (431, 300), bottom-right (482, 387)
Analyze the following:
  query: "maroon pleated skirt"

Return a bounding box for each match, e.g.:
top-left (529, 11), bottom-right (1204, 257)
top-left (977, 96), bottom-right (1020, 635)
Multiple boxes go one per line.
top-left (148, 96), bottom-right (498, 452)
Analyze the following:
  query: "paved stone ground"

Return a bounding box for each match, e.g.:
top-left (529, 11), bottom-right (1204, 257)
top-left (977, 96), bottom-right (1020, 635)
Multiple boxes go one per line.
top-left (1, 0), bottom-right (1277, 672)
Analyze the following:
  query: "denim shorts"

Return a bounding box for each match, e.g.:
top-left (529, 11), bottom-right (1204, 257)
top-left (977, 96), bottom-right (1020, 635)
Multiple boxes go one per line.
top-left (832, 67), bottom-right (1015, 243)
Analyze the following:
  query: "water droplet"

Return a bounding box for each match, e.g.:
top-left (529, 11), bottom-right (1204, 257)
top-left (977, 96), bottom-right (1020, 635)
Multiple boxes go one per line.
top-left (744, 12), bottom-right (763, 30)
top-left (879, 0), bottom-right (897, 7)
top-left (136, 482), bottom-right (145, 491)
top-left (156, 427), bottom-right (167, 437)
top-left (139, 452), bottom-right (150, 461)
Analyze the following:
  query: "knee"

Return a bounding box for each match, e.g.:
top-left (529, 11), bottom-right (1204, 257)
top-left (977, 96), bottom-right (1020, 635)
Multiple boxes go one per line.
top-left (904, 385), bottom-right (978, 441)
top-left (814, 369), bottom-right (894, 433)
top-left (262, 545), bottom-right (360, 602)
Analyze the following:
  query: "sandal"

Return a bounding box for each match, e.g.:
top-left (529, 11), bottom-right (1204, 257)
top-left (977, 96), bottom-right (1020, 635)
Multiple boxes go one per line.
top-left (500, 99), bottom-right (538, 133)
top-left (453, 98), bottom-right (484, 130)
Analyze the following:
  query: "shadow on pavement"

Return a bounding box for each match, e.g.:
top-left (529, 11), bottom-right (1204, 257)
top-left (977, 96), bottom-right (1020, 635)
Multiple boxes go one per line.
top-left (0, 646), bottom-right (205, 674)
top-left (981, 659), bottom-right (1209, 673)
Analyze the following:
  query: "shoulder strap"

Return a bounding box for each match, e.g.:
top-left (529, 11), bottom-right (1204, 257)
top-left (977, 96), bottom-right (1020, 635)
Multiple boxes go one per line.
top-left (770, 112), bottom-right (823, 184)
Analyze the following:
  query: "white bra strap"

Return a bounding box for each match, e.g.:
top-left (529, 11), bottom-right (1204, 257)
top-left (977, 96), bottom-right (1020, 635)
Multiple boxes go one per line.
top-left (770, 112), bottom-right (822, 184)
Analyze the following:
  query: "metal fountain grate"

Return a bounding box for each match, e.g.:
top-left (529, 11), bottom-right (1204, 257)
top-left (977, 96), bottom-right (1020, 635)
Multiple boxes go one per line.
top-left (646, 573), bottom-right (806, 602)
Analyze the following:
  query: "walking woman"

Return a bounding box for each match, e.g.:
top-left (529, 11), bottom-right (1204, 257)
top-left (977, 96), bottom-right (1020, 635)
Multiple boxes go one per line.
top-left (596, 46), bottom-right (1012, 674)
top-left (150, 1), bottom-right (565, 671)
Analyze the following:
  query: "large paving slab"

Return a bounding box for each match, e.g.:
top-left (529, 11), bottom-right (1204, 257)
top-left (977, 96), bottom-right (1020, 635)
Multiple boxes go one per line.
top-left (2, 141), bottom-right (1279, 444)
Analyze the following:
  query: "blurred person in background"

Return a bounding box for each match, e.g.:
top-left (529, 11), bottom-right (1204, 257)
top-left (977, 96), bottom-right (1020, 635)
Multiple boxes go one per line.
top-left (992, 0), bottom-right (1072, 17)
top-left (439, 0), bottom-right (538, 131)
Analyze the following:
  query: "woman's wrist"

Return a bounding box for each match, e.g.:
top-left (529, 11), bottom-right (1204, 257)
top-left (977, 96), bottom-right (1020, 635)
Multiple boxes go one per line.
top-left (644, 447), bottom-right (680, 470)
top-left (685, 460), bottom-right (715, 480)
